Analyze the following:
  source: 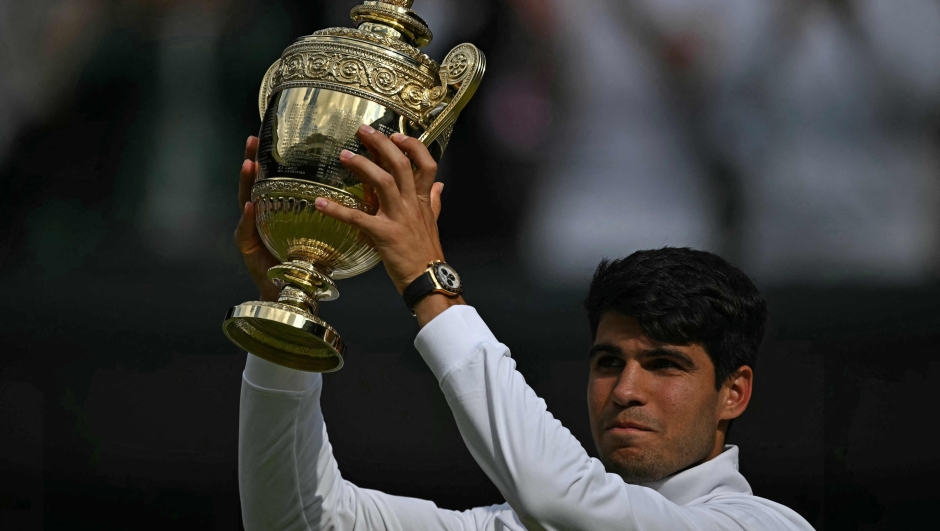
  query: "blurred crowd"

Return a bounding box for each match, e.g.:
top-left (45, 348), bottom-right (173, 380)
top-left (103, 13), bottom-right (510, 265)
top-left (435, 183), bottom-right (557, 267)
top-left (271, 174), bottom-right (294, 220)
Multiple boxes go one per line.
top-left (522, 0), bottom-right (940, 287)
top-left (2, 0), bottom-right (939, 287)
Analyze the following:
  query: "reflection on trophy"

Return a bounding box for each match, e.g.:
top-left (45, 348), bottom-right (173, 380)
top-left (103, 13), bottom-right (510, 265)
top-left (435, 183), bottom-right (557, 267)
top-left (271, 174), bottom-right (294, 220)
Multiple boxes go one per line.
top-left (222, 0), bottom-right (485, 372)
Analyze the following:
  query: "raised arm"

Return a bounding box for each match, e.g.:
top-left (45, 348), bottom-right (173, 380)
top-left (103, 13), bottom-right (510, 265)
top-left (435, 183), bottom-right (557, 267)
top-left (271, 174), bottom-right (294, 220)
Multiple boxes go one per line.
top-left (233, 137), bottom-right (509, 531)
top-left (239, 353), bottom-right (515, 531)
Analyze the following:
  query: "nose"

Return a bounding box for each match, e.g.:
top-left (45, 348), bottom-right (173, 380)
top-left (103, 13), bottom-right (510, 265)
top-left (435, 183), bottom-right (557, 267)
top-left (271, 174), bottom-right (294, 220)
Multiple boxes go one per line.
top-left (611, 360), bottom-right (648, 407)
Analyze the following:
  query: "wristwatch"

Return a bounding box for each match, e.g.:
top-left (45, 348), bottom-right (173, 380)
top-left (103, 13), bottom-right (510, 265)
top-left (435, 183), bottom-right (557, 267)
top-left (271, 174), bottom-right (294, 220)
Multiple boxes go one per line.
top-left (402, 260), bottom-right (462, 314)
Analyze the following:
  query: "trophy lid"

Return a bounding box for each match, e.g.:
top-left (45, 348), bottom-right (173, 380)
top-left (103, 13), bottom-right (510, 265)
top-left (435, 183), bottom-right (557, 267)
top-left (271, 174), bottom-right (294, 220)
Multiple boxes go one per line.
top-left (260, 1), bottom-right (447, 125)
top-left (258, 0), bottom-right (484, 143)
top-left (350, 0), bottom-right (434, 48)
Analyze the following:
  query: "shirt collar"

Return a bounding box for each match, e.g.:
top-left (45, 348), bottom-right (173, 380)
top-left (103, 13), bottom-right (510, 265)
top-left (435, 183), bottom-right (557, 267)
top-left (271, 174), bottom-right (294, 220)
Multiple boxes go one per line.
top-left (638, 445), bottom-right (753, 505)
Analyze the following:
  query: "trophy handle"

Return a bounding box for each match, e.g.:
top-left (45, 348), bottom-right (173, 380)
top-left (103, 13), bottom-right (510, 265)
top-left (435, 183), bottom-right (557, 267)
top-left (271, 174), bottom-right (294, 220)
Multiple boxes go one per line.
top-left (258, 60), bottom-right (281, 119)
top-left (419, 43), bottom-right (486, 150)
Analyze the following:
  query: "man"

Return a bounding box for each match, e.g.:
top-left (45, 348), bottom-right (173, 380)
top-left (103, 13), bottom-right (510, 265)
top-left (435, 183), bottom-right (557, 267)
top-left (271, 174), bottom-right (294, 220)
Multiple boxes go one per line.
top-left (234, 127), bottom-right (815, 531)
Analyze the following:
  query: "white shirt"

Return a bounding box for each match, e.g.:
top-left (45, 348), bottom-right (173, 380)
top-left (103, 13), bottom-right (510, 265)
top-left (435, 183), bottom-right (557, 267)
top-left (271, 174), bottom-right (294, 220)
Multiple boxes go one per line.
top-left (239, 305), bottom-right (815, 531)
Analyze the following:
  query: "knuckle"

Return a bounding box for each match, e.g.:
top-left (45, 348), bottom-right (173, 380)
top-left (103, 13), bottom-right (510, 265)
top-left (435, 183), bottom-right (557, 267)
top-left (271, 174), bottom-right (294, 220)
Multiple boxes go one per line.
top-left (336, 204), bottom-right (356, 219)
top-left (349, 211), bottom-right (367, 225)
top-left (401, 138), bottom-right (421, 152)
top-left (374, 172), bottom-right (395, 188)
top-left (333, 211), bottom-right (351, 225)
top-left (411, 140), bottom-right (432, 157)
top-left (350, 212), bottom-right (373, 231)
top-left (391, 156), bottom-right (411, 173)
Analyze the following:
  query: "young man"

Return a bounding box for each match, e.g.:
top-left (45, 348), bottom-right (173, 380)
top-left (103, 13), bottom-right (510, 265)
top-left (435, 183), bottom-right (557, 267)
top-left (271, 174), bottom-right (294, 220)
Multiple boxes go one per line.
top-left (234, 129), bottom-right (815, 531)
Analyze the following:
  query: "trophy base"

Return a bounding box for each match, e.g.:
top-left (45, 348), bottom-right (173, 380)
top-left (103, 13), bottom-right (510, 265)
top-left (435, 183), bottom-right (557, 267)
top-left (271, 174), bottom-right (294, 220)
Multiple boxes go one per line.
top-left (222, 301), bottom-right (345, 373)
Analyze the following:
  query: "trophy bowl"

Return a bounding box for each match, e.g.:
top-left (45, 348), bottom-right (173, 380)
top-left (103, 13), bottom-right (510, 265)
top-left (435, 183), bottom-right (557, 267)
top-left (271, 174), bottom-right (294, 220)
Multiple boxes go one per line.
top-left (223, 0), bottom-right (485, 372)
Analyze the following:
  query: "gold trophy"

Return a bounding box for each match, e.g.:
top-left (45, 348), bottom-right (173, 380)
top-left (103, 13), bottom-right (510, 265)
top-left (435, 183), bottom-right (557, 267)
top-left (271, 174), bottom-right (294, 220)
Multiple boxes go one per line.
top-left (222, 0), bottom-right (485, 372)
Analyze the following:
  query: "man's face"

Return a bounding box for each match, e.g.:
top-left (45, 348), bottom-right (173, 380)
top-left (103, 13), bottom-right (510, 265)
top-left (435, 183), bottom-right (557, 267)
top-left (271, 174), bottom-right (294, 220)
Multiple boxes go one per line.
top-left (587, 312), bottom-right (728, 483)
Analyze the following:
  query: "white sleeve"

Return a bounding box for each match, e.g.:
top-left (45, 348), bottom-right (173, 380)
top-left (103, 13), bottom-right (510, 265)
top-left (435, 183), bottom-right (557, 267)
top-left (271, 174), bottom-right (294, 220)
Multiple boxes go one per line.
top-left (238, 353), bottom-right (512, 531)
top-left (414, 306), bottom-right (813, 531)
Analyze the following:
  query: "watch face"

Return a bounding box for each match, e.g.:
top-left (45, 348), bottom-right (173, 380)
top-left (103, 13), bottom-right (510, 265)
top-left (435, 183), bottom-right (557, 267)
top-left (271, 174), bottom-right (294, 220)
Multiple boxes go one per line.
top-left (433, 262), bottom-right (461, 292)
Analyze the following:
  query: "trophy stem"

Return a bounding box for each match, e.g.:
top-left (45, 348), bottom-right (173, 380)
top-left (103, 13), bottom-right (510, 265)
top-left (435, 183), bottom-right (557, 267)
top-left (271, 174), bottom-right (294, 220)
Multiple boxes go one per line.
top-left (276, 285), bottom-right (320, 315)
top-left (222, 258), bottom-right (346, 373)
top-left (267, 259), bottom-right (340, 313)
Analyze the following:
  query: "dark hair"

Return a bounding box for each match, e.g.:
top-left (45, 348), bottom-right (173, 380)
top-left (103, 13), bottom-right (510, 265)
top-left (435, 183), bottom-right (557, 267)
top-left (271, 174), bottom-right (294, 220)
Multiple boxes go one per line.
top-left (584, 247), bottom-right (767, 389)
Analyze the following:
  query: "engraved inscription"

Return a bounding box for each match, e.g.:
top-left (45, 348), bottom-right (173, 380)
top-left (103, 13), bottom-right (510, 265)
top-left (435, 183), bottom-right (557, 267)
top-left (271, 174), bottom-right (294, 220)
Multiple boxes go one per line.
top-left (257, 88), bottom-right (400, 189)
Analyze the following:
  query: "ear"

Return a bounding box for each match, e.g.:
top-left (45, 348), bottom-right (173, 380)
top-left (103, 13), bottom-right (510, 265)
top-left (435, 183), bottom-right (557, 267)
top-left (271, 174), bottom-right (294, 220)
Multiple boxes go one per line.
top-left (719, 365), bottom-right (753, 421)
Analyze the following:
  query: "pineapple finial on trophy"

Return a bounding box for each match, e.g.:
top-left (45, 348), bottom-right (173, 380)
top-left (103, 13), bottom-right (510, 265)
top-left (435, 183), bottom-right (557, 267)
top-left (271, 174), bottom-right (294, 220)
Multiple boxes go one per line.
top-left (380, 0), bottom-right (414, 7)
top-left (351, 0), bottom-right (433, 47)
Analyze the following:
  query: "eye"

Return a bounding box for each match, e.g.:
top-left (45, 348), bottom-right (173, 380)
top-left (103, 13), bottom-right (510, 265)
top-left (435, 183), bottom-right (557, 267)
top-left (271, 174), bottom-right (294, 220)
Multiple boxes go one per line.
top-left (594, 355), bottom-right (624, 370)
top-left (649, 358), bottom-right (681, 370)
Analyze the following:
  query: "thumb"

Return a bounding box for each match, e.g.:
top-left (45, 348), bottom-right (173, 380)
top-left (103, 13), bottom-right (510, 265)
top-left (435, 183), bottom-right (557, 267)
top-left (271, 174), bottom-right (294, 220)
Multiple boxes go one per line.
top-left (235, 202), bottom-right (263, 253)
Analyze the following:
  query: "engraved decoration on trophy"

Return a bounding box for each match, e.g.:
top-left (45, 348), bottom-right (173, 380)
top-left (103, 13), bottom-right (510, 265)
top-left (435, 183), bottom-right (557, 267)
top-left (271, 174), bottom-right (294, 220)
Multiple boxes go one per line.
top-left (223, 0), bottom-right (486, 372)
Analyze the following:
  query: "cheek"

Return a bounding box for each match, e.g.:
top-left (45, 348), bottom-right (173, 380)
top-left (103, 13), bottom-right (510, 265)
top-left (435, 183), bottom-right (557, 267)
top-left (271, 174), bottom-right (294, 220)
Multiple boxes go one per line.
top-left (655, 380), bottom-right (712, 425)
top-left (586, 378), bottom-right (610, 422)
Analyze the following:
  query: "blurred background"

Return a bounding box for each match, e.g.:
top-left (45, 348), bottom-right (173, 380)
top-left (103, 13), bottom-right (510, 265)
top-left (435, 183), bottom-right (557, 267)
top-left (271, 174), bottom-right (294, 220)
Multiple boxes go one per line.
top-left (1, 0), bottom-right (939, 529)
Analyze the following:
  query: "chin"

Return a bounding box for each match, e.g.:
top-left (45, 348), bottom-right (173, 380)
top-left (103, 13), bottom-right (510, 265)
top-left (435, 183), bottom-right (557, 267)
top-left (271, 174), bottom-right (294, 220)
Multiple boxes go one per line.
top-left (601, 446), bottom-right (673, 484)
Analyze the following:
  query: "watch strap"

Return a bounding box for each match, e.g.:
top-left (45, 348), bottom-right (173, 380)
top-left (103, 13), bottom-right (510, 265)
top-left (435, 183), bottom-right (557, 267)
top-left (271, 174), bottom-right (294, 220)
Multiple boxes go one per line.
top-left (402, 270), bottom-right (437, 313)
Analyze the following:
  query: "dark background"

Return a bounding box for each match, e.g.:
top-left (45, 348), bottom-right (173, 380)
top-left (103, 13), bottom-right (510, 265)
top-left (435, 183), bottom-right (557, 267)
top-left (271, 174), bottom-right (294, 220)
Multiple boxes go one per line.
top-left (1, 1), bottom-right (939, 530)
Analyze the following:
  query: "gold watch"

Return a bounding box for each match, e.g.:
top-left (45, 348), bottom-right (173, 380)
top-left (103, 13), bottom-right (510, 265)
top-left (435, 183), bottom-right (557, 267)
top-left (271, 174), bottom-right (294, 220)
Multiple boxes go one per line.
top-left (402, 260), bottom-right (462, 314)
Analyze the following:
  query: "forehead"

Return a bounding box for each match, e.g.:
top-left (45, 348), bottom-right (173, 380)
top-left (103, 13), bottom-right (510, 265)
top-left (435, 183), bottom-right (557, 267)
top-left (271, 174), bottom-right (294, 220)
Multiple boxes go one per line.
top-left (594, 312), bottom-right (712, 365)
top-left (594, 312), bottom-right (660, 347)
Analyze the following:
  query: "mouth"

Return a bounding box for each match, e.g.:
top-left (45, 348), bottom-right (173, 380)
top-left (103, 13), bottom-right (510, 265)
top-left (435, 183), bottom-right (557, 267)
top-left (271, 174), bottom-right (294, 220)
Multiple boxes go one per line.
top-left (605, 421), bottom-right (653, 434)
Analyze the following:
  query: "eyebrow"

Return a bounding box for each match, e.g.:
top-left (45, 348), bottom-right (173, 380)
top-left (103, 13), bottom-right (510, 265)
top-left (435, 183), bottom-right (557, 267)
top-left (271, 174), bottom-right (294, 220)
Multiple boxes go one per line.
top-left (639, 347), bottom-right (695, 367)
top-left (587, 343), bottom-right (621, 359)
top-left (587, 344), bottom-right (695, 367)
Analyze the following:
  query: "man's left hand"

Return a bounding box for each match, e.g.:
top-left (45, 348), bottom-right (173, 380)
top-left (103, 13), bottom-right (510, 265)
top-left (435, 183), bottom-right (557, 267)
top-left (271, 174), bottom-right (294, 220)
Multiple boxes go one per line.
top-left (314, 124), bottom-right (463, 323)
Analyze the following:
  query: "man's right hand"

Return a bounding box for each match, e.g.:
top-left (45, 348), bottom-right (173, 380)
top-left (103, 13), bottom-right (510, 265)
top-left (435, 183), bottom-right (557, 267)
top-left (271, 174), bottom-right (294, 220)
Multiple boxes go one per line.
top-left (235, 136), bottom-right (281, 302)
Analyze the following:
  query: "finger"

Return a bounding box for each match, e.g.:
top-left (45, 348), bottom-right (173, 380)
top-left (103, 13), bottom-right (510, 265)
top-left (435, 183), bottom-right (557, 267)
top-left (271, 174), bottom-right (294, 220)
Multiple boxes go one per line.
top-left (238, 159), bottom-right (255, 210)
top-left (362, 181), bottom-right (380, 212)
top-left (430, 182), bottom-right (444, 222)
top-left (363, 141), bottom-right (381, 169)
top-left (339, 149), bottom-right (404, 218)
top-left (357, 124), bottom-right (417, 200)
top-left (235, 201), bottom-right (281, 301)
top-left (244, 136), bottom-right (259, 161)
top-left (314, 197), bottom-right (380, 234)
top-left (391, 133), bottom-right (438, 196)
top-left (235, 201), bottom-right (263, 253)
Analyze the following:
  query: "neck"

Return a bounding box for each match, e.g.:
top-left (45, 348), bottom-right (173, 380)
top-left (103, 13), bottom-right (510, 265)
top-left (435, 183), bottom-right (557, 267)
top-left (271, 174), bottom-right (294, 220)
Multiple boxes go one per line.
top-left (707, 424), bottom-right (729, 461)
